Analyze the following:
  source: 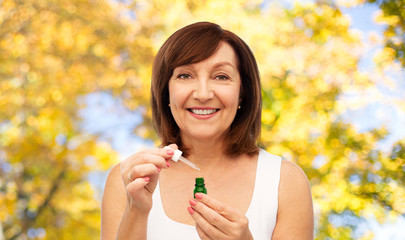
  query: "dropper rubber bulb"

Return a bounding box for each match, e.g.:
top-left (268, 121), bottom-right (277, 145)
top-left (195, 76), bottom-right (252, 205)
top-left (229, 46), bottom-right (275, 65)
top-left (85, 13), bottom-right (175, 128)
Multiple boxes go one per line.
top-left (164, 146), bottom-right (200, 170)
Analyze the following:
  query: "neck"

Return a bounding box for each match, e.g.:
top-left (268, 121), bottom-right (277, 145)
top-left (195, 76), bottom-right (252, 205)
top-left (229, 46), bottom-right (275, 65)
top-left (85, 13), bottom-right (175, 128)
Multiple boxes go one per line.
top-left (181, 135), bottom-right (228, 169)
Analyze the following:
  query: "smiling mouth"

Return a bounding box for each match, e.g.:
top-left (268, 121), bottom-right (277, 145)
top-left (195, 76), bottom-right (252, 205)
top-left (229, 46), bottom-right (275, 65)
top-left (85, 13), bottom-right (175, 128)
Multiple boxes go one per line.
top-left (188, 109), bottom-right (219, 115)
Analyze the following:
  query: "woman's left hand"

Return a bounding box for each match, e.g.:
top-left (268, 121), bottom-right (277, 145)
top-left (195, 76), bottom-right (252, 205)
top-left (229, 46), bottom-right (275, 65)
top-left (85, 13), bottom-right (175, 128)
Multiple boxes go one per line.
top-left (188, 193), bottom-right (253, 240)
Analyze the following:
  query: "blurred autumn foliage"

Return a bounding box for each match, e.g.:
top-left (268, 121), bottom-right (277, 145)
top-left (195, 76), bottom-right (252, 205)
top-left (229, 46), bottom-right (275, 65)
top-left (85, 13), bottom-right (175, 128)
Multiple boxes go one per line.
top-left (364, 0), bottom-right (405, 67)
top-left (0, 0), bottom-right (404, 239)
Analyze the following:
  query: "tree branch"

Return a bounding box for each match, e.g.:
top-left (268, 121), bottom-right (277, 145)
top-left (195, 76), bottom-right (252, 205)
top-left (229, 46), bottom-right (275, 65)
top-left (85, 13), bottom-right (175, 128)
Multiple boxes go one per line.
top-left (9, 166), bottom-right (67, 240)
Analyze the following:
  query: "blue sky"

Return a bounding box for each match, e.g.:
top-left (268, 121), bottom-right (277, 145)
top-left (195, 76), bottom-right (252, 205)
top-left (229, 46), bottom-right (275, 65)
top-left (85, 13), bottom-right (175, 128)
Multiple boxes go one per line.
top-left (340, 3), bottom-right (405, 152)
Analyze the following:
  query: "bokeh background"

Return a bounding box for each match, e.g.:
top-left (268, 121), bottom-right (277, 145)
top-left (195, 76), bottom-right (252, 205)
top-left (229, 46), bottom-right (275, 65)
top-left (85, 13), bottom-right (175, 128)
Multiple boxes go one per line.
top-left (1, 0), bottom-right (404, 239)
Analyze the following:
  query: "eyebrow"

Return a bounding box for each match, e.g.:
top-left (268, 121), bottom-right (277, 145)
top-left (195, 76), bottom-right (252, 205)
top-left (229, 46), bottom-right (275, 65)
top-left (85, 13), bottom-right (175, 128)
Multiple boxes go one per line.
top-left (174, 61), bottom-right (237, 73)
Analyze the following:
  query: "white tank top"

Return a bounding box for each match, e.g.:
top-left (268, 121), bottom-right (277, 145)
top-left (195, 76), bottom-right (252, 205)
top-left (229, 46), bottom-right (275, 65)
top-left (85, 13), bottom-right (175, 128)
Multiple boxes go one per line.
top-left (147, 149), bottom-right (282, 239)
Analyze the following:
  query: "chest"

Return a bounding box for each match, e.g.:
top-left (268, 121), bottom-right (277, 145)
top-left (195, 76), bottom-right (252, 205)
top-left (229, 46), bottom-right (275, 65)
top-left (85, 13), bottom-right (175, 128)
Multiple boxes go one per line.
top-left (158, 158), bottom-right (258, 225)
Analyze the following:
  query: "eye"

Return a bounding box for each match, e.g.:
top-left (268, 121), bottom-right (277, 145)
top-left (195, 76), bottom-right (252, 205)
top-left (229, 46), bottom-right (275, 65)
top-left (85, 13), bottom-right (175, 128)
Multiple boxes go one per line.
top-left (176, 73), bottom-right (192, 79)
top-left (214, 75), bottom-right (229, 80)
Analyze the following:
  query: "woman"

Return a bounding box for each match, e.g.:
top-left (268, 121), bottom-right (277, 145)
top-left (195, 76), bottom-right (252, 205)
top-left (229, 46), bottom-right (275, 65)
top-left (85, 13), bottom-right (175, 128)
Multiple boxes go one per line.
top-left (101, 22), bottom-right (314, 240)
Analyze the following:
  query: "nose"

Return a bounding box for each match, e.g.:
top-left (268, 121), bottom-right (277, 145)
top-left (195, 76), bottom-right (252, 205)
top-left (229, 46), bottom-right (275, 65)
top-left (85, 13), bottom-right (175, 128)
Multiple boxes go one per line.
top-left (193, 78), bottom-right (214, 102)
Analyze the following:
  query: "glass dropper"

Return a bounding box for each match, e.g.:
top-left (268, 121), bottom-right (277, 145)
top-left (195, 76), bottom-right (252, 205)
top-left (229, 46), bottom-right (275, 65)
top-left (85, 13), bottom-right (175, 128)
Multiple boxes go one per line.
top-left (164, 146), bottom-right (200, 170)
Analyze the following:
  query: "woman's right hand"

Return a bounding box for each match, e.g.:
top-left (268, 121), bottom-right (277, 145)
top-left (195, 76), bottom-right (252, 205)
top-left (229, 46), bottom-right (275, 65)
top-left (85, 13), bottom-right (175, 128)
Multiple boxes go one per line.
top-left (119, 144), bottom-right (176, 213)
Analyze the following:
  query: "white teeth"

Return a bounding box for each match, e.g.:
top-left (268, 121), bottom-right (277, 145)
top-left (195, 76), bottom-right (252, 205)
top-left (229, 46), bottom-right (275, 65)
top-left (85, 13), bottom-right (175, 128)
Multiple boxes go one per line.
top-left (191, 109), bottom-right (217, 115)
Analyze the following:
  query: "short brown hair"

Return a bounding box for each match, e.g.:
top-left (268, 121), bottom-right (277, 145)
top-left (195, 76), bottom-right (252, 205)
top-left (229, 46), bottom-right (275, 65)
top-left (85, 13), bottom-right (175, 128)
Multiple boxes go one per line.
top-left (151, 22), bottom-right (261, 156)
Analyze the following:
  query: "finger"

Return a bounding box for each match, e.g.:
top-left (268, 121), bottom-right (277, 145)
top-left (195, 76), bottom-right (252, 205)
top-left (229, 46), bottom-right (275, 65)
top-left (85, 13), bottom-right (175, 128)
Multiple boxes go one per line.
top-left (164, 143), bottom-right (179, 151)
top-left (126, 176), bottom-right (151, 197)
top-left (129, 152), bottom-right (172, 169)
top-left (128, 163), bottom-right (160, 183)
top-left (189, 198), bottom-right (229, 232)
top-left (126, 177), bottom-right (153, 209)
top-left (195, 193), bottom-right (241, 222)
top-left (188, 205), bottom-right (223, 239)
top-left (122, 147), bottom-right (174, 170)
top-left (195, 225), bottom-right (213, 240)
top-left (121, 155), bottom-right (167, 184)
top-left (148, 146), bottom-right (176, 161)
top-left (158, 146), bottom-right (176, 161)
top-left (127, 163), bottom-right (161, 196)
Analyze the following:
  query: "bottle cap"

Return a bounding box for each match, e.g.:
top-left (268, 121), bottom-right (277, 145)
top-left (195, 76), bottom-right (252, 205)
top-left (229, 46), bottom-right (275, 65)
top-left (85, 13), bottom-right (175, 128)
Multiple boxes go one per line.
top-left (195, 177), bottom-right (205, 185)
top-left (172, 149), bottom-right (182, 162)
top-left (163, 146), bottom-right (182, 162)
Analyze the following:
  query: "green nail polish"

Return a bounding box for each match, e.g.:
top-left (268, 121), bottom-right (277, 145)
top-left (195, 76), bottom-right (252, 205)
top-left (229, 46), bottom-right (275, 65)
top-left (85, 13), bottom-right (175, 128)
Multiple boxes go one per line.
top-left (194, 177), bottom-right (207, 198)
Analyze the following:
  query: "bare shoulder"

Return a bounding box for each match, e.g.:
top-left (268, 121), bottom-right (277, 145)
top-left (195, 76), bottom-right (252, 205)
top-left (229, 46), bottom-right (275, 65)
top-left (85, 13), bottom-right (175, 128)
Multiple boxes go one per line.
top-left (102, 163), bottom-right (126, 203)
top-left (101, 164), bottom-right (127, 239)
top-left (279, 160), bottom-right (311, 192)
top-left (272, 160), bottom-right (314, 240)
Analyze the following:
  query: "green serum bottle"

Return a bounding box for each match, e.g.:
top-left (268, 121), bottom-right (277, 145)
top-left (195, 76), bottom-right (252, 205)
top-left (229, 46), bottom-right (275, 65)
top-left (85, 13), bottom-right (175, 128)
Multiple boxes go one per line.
top-left (194, 177), bottom-right (207, 198)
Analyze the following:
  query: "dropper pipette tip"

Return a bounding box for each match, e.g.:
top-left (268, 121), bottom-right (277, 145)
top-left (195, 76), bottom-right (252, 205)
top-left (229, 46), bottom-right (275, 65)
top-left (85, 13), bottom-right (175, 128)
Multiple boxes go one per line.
top-left (179, 156), bottom-right (200, 170)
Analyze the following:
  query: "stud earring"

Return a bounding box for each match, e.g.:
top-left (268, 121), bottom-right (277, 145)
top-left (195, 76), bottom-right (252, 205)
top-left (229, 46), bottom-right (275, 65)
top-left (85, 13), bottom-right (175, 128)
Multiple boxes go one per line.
top-left (238, 105), bottom-right (241, 109)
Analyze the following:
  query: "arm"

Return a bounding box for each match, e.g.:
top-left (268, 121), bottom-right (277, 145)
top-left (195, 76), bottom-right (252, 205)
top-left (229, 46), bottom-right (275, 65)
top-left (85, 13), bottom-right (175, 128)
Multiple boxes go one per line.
top-left (272, 160), bottom-right (314, 240)
top-left (101, 164), bottom-right (149, 240)
top-left (101, 147), bottom-right (175, 240)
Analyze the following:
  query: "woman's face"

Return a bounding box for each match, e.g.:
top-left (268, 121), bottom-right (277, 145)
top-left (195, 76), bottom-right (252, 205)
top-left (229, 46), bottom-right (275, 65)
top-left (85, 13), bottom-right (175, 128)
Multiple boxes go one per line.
top-left (168, 41), bottom-right (241, 142)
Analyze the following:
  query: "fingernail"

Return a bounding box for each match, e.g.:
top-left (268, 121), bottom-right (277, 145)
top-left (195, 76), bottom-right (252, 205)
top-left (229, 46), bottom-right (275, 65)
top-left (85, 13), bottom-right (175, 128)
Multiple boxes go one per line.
top-left (195, 193), bottom-right (203, 200)
top-left (143, 177), bottom-right (150, 182)
top-left (187, 206), bottom-right (194, 215)
top-left (157, 167), bottom-right (161, 173)
top-left (166, 161), bottom-right (171, 167)
top-left (166, 149), bottom-right (174, 155)
top-left (187, 207), bottom-right (194, 215)
top-left (189, 199), bottom-right (197, 206)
